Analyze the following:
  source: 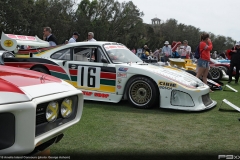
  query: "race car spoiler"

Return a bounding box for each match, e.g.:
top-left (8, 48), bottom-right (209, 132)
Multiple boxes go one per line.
top-left (1, 32), bottom-right (50, 51)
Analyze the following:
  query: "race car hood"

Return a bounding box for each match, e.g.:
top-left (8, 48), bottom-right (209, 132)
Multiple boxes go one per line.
top-left (0, 65), bottom-right (75, 104)
top-left (120, 63), bottom-right (205, 89)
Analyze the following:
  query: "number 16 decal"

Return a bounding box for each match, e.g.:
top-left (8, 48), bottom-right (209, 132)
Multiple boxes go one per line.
top-left (77, 66), bottom-right (101, 88)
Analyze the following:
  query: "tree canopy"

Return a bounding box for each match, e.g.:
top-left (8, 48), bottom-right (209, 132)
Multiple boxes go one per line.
top-left (0, 0), bottom-right (235, 52)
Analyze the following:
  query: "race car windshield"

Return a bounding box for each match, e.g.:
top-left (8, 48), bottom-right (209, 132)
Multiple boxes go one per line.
top-left (105, 48), bottom-right (142, 63)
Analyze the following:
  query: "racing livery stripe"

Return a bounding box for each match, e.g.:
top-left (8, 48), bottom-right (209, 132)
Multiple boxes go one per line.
top-left (69, 70), bottom-right (116, 80)
top-left (68, 64), bottom-right (116, 73)
top-left (70, 76), bottom-right (115, 86)
top-left (65, 80), bottom-right (115, 93)
top-left (4, 58), bottom-right (57, 65)
top-left (0, 79), bottom-right (25, 94)
top-left (50, 71), bottom-right (70, 80)
top-left (4, 62), bottom-right (67, 74)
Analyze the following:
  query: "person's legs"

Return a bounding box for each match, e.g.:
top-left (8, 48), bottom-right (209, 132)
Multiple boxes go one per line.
top-left (202, 67), bottom-right (209, 85)
top-left (235, 64), bottom-right (240, 83)
top-left (228, 63), bottom-right (234, 83)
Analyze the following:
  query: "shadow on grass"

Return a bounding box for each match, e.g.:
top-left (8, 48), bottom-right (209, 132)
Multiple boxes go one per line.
top-left (84, 100), bottom-right (216, 115)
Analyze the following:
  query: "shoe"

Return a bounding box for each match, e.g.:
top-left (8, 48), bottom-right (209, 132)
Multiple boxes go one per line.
top-left (210, 89), bottom-right (214, 93)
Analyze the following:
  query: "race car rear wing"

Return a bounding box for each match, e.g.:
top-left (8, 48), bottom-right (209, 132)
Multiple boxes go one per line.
top-left (1, 32), bottom-right (50, 51)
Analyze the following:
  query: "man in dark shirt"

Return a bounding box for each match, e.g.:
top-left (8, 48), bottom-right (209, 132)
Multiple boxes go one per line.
top-left (43, 27), bottom-right (58, 46)
top-left (228, 42), bottom-right (240, 84)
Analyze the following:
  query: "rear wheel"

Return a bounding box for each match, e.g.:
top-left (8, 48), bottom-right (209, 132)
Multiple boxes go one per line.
top-left (32, 67), bottom-right (49, 74)
top-left (126, 76), bottom-right (159, 109)
top-left (209, 67), bottom-right (223, 80)
top-left (218, 66), bottom-right (228, 75)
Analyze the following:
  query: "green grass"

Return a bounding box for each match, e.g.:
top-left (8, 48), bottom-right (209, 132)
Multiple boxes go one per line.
top-left (50, 81), bottom-right (240, 158)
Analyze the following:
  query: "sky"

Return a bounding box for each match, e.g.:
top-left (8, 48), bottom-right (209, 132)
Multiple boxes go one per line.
top-left (115, 0), bottom-right (240, 41)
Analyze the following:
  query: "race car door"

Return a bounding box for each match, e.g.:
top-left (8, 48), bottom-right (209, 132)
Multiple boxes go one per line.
top-left (65, 46), bottom-right (119, 101)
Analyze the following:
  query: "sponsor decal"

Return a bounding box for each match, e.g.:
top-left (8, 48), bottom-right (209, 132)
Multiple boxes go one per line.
top-left (118, 67), bottom-right (128, 72)
top-left (117, 78), bottom-right (122, 84)
top-left (82, 91), bottom-right (109, 98)
top-left (94, 93), bottom-right (109, 98)
top-left (117, 72), bottom-right (127, 78)
top-left (82, 91), bottom-right (93, 96)
top-left (158, 81), bottom-right (177, 90)
top-left (117, 85), bottom-right (122, 89)
top-left (4, 40), bottom-right (13, 47)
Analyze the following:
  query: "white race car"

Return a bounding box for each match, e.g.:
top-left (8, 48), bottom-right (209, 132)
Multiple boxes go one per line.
top-left (1, 32), bottom-right (216, 111)
top-left (0, 63), bottom-right (83, 155)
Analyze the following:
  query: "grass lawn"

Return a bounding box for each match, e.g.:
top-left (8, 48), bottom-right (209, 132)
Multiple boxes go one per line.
top-left (51, 81), bottom-right (240, 159)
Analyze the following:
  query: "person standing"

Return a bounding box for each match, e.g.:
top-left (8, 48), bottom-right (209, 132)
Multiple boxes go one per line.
top-left (43, 27), bottom-right (58, 46)
top-left (87, 32), bottom-right (96, 42)
top-left (162, 41), bottom-right (172, 62)
top-left (196, 33), bottom-right (213, 91)
top-left (180, 40), bottom-right (191, 59)
top-left (228, 42), bottom-right (240, 84)
top-left (68, 32), bottom-right (80, 43)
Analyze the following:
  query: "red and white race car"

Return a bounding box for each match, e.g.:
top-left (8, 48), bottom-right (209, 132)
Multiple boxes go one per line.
top-left (0, 64), bottom-right (83, 155)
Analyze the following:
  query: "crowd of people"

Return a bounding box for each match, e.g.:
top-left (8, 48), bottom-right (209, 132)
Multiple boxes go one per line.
top-left (131, 33), bottom-right (240, 90)
top-left (43, 26), bottom-right (97, 46)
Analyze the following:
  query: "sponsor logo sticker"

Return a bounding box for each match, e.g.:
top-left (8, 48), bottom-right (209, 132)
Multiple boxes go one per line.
top-left (158, 81), bottom-right (177, 90)
top-left (118, 67), bottom-right (128, 72)
top-left (117, 85), bottom-right (122, 89)
top-left (117, 72), bottom-right (127, 78)
top-left (117, 78), bottom-right (122, 84)
top-left (4, 40), bottom-right (13, 47)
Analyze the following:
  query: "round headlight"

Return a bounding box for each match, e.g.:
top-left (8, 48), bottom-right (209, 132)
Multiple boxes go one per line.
top-left (46, 101), bottom-right (59, 122)
top-left (61, 98), bottom-right (73, 118)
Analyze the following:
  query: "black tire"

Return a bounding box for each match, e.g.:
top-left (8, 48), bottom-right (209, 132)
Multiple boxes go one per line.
top-left (32, 67), bottom-right (49, 74)
top-left (218, 66), bottom-right (228, 75)
top-left (126, 76), bottom-right (159, 109)
top-left (209, 67), bottom-right (223, 80)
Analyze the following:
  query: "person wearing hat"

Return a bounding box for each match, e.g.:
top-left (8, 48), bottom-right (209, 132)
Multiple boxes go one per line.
top-left (228, 41), bottom-right (240, 84)
top-left (68, 32), bottom-right (80, 43)
top-left (161, 41), bottom-right (172, 62)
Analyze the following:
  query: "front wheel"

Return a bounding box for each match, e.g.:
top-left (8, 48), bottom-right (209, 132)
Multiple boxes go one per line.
top-left (126, 76), bottom-right (159, 109)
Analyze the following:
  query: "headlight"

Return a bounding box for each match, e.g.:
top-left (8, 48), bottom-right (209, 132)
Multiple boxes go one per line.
top-left (61, 98), bottom-right (73, 118)
top-left (46, 101), bottom-right (59, 122)
top-left (171, 90), bottom-right (195, 107)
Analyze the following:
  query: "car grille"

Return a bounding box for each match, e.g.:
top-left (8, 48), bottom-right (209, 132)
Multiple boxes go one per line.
top-left (35, 96), bottom-right (78, 136)
top-left (202, 93), bottom-right (213, 106)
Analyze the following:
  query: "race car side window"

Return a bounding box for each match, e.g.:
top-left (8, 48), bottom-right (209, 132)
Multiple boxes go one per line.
top-left (51, 48), bottom-right (71, 60)
top-left (73, 47), bottom-right (92, 62)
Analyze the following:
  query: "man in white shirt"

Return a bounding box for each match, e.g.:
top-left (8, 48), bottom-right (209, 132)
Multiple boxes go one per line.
top-left (161, 41), bottom-right (172, 62)
top-left (68, 32), bottom-right (80, 43)
top-left (180, 40), bottom-right (191, 59)
top-left (87, 32), bottom-right (96, 42)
